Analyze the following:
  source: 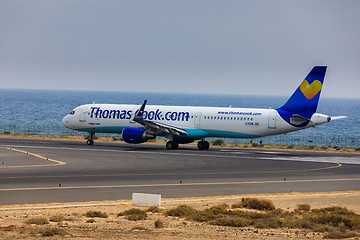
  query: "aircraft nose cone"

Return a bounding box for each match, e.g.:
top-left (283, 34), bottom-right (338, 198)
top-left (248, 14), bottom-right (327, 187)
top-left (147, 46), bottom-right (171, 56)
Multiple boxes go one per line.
top-left (62, 116), bottom-right (69, 127)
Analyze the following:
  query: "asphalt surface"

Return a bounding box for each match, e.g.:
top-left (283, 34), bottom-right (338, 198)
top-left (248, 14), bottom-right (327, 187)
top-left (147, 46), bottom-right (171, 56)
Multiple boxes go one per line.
top-left (0, 137), bottom-right (359, 205)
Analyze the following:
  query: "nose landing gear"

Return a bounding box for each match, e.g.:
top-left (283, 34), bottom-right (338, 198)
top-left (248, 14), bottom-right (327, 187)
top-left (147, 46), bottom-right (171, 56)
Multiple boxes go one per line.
top-left (86, 132), bottom-right (95, 145)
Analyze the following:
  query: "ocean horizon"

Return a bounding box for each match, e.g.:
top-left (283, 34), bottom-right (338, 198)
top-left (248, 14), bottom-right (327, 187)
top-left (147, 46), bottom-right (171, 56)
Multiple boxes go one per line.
top-left (0, 88), bottom-right (359, 147)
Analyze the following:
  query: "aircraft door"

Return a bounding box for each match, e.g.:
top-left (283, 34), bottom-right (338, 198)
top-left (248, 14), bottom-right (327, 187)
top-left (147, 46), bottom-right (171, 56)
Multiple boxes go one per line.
top-left (268, 111), bottom-right (277, 129)
top-left (79, 106), bottom-right (88, 122)
top-left (194, 112), bottom-right (201, 125)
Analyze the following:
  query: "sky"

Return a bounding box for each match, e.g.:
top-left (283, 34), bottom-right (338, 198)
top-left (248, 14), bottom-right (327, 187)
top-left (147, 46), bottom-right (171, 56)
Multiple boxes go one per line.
top-left (0, 0), bottom-right (359, 98)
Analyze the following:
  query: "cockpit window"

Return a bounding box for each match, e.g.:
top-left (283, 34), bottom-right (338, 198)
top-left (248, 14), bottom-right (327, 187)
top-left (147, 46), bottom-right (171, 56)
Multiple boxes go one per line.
top-left (70, 110), bottom-right (75, 115)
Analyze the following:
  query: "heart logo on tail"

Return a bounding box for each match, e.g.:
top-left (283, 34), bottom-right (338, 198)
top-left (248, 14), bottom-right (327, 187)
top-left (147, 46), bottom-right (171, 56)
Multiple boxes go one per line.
top-left (299, 80), bottom-right (322, 99)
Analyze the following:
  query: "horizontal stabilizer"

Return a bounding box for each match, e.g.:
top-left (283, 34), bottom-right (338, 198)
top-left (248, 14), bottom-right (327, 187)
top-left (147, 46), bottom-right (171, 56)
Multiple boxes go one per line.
top-left (331, 116), bottom-right (347, 121)
top-left (290, 114), bottom-right (310, 125)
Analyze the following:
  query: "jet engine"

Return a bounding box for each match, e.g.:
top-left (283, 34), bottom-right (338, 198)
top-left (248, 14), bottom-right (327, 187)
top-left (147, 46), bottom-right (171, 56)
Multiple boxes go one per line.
top-left (122, 127), bottom-right (155, 144)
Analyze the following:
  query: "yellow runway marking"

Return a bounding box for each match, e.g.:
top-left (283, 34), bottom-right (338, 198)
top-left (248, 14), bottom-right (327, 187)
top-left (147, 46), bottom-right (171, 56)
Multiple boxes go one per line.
top-left (0, 147), bottom-right (66, 168)
top-left (0, 162), bottom-right (342, 179)
top-left (0, 178), bottom-right (359, 191)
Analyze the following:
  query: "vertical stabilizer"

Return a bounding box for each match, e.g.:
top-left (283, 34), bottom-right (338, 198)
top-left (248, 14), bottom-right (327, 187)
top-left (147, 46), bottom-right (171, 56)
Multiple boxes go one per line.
top-left (276, 66), bottom-right (327, 127)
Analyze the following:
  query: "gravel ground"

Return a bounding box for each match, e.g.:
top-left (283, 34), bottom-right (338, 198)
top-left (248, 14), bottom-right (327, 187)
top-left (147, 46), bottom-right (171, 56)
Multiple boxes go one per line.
top-left (0, 191), bottom-right (359, 239)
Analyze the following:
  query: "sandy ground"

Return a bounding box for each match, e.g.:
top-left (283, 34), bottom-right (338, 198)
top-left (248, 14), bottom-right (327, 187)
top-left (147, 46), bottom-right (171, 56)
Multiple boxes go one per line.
top-left (0, 191), bottom-right (359, 239)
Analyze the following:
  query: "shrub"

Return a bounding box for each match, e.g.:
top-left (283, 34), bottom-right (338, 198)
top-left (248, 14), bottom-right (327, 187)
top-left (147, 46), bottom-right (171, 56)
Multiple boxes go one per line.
top-left (321, 146), bottom-right (328, 150)
top-left (241, 198), bottom-right (275, 211)
top-left (86, 219), bottom-right (96, 223)
top-left (154, 219), bottom-right (164, 228)
top-left (190, 204), bottom-right (229, 222)
top-left (211, 217), bottom-right (248, 227)
top-left (212, 139), bottom-right (225, 146)
top-left (85, 211), bottom-right (108, 218)
top-left (324, 229), bottom-right (358, 239)
top-left (2, 131), bottom-right (11, 135)
top-left (296, 204), bottom-right (311, 212)
top-left (49, 215), bottom-right (64, 222)
top-left (308, 145), bottom-right (315, 150)
top-left (38, 227), bottom-right (68, 236)
top-left (165, 205), bottom-right (198, 217)
top-left (286, 145), bottom-right (294, 149)
top-left (25, 218), bottom-right (49, 225)
top-left (252, 143), bottom-right (258, 147)
top-left (231, 203), bottom-right (243, 209)
top-left (146, 206), bottom-right (162, 213)
top-left (118, 208), bottom-right (147, 221)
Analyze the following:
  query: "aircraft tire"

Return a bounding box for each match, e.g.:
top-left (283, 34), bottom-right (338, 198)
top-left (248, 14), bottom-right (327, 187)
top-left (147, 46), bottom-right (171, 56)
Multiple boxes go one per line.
top-left (87, 139), bottom-right (94, 145)
top-left (204, 141), bottom-right (210, 150)
top-left (198, 141), bottom-right (210, 150)
top-left (166, 141), bottom-right (179, 150)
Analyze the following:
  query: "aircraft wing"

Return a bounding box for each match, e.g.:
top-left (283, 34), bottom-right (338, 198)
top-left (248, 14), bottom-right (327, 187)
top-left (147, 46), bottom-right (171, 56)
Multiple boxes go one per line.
top-left (133, 100), bottom-right (189, 136)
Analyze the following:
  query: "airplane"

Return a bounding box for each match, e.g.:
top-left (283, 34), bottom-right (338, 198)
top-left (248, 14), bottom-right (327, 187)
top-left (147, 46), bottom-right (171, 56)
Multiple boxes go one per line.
top-left (62, 66), bottom-right (346, 150)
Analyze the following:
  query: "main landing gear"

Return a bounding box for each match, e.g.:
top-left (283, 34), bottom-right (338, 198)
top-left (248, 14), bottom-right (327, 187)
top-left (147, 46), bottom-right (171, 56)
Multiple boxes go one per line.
top-left (166, 141), bottom-right (179, 150)
top-left (197, 140), bottom-right (210, 150)
top-left (86, 132), bottom-right (95, 145)
top-left (166, 140), bottom-right (210, 150)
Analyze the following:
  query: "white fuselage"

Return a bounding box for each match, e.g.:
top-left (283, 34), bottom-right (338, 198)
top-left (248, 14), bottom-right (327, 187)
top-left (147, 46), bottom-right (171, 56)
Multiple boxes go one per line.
top-left (62, 104), bottom-right (329, 139)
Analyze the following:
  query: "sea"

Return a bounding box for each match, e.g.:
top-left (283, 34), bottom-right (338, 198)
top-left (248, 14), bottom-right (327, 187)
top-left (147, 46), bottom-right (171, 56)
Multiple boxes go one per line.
top-left (0, 89), bottom-right (359, 147)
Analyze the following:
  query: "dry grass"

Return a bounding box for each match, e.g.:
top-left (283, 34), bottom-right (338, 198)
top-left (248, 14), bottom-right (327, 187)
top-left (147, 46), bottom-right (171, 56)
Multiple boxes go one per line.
top-left (232, 198), bottom-right (275, 211)
top-left (165, 204), bottom-right (198, 217)
top-left (164, 203), bottom-right (360, 238)
top-left (84, 211), bottom-right (108, 218)
top-left (24, 217), bottom-right (49, 225)
top-left (49, 215), bottom-right (64, 222)
top-left (146, 206), bottom-right (163, 213)
top-left (38, 227), bottom-right (68, 236)
top-left (118, 208), bottom-right (148, 221)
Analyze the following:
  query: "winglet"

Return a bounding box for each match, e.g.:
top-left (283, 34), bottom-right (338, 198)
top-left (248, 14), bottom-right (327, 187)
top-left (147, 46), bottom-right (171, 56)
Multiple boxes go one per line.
top-left (133, 100), bottom-right (147, 124)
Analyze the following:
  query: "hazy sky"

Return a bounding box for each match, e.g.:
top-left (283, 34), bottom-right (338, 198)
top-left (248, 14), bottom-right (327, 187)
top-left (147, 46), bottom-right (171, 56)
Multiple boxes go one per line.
top-left (1, 0), bottom-right (359, 98)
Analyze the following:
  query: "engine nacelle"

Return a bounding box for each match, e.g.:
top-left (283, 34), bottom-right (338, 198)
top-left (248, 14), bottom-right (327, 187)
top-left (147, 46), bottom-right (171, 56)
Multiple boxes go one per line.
top-left (122, 127), bottom-right (155, 144)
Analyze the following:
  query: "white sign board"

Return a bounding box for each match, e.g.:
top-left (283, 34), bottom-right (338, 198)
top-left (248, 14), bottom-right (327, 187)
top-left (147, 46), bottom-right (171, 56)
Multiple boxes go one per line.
top-left (132, 193), bottom-right (161, 206)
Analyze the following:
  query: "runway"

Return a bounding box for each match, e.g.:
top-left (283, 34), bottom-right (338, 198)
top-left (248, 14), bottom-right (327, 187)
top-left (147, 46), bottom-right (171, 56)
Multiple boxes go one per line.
top-left (0, 137), bottom-right (359, 205)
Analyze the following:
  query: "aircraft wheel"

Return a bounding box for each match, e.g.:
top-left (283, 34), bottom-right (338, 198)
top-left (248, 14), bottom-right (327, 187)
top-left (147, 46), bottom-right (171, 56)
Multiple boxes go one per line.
top-left (87, 139), bottom-right (94, 145)
top-left (198, 141), bottom-right (210, 150)
top-left (166, 141), bottom-right (179, 150)
top-left (204, 141), bottom-right (210, 150)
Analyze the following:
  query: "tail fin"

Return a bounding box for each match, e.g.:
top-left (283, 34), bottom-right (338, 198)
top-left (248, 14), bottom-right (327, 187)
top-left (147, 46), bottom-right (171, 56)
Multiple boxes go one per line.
top-left (276, 66), bottom-right (327, 126)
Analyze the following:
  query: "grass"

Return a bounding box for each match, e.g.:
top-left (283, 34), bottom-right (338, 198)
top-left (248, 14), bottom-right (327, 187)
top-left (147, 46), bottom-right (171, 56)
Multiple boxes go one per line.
top-left (24, 218), bottom-right (49, 225)
top-left (38, 227), bottom-right (68, 236)
top-left (212, 139), bottom-right (225, 146)
top-left (296, 203), bottom-right (311, 212)
top-left (146, 206), bottom-right (163, 213)
top-left (233, 198), bottom-right (275, 211)
top-left (118, 208), bottom-right (148, 221)
top-left (165, 204), bottom-right (198, 217)
top-left (164, 202), bottom-right (360, 238)
top-left (49, 215), bottom-right (64, 222)
top-left (84, 211), bottom-right (108, 218)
